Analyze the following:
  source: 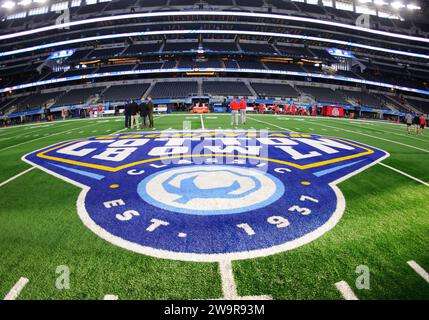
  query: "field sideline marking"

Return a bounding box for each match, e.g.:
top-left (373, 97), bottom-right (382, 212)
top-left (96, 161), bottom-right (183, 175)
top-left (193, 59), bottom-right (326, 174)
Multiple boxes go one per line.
top-left (200, 114), bottom-right (205, 130)
top-left (103, 294), bottom-right (119, 300)
top-left (305, 120), bottom-right (429, 153)
top-left (246, 116), bottom-right (428, 187)
top-left (335, 281), bottom-right (359, 300)
top-left (379, 163), bottom-right (429, 187)
top-left (3, 277), bottom-right (29, 300)
top-left (0, 167), bottom-right (36, 188)
top-left (407, 261), bottom-right (429, 283)
top-left (0, 122), bottom-right (98, 152)
top-left (324, 118), bottom-right (429, 145)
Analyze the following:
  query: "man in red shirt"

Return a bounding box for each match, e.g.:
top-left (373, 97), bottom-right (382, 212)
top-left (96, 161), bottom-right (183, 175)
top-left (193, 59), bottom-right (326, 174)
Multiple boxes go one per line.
top-left (230, 98), bottom-right (240, 126)
top-left (291, 103), bottom-right (296, 115)
top-left (419, 114), bottom-right (427, 135)
top-left (259, 102), bottom-right (265, 114)
top-left (239, 98), bottom-right (247, 125)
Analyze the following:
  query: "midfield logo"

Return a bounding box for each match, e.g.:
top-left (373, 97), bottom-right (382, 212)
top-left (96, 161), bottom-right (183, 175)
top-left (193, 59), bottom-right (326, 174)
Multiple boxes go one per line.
top-left (23, 131), bottom-right (389, 261)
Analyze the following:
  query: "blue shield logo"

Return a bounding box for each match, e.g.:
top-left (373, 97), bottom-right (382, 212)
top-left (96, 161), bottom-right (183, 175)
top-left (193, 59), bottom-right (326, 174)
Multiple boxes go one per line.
top-left (23, 131), bottom-right (389, 261)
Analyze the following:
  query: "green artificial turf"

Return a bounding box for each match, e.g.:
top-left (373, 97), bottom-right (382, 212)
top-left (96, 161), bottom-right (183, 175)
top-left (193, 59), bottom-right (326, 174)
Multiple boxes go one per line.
top-left (0, 113), bottom-right (428, 299)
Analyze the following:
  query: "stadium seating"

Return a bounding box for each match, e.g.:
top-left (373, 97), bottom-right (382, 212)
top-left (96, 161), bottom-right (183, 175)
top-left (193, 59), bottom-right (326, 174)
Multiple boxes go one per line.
top-left (86, 47), bottom-right (125, 60)
top-left (202, 81), bottom-right (251, 96)
top-left (339, 90), bottom-right (383, 108)
top-left (202, 42), bottom-right (239, 52)
top-left (406, 98), bottom-right (429, 114)
top-left (97, 64), bottom-right (136, 73)
top-left (102, 84), bottom-right (150, 101)
top-left (54, 87), bottom-right (105, 106)
top-left (148, 81), bottom-right (198, 98)
top-left (251, 83), bottom-right (299, 98)
top-left (123, 43), bottom-right (162, 56)
top-left (163, 42), bottom-right (199, 52)
top-left (297, 86), bottom-right (347, 104)
top-left (239, 43), bottom-right (276, 55)
top-left (58, 68), bottom-right (97, 78)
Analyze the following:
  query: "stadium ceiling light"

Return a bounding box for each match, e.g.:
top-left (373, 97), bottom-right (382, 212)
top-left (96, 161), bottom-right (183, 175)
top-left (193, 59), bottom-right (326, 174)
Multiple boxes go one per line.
top-left (1, 1), bottom-right (16, 9)
top-left (406, 4), bottom-right (421, 10)
top-left (391, 1), bottom-right (405, 9)
top-left (17, 0), bottom-right (31, 5)
top-left (1, 30), bottom-right (428, 60)
top-left (374, 0), bottom-right (388, 5)
top-left (0, 11), bottom-right (428, 44)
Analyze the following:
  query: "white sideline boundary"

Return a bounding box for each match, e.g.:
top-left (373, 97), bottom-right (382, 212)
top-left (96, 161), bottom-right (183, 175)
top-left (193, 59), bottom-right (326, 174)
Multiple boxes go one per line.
top-left (103, 294), bottom-right (119, 300)
top-left (0, 122), bottom-right (97, 152)
top-left (305, 120), bottom-right (429, 153)
top-left (379, 163), bottom-right (429, 187)
top-left (4, 277), bottom-right (29, 300)
top-left (407, 261), bottom-right (429, 283)
top-left (335, 281), bottom-right (359, 300)
top-left (0, 167), bottom-right (35, 188)
top-left (323, 117), bottom-right (429, 145)
top-left (246, 116), bottom-right (428, 188)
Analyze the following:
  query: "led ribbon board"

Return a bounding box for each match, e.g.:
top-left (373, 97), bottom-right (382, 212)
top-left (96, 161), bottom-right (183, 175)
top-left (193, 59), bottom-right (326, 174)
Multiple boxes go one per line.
top-left (1, 11), bottom-right (428, 44)
top-left (23, 131), bottom-right (389, 261)
top-left (1, 30), bottom-right (428, 60)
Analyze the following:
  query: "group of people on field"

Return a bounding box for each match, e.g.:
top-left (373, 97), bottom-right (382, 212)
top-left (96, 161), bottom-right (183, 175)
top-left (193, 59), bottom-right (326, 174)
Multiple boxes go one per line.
top-left (124, 97), bottom-right (155, 129)
top-left (229, 98), bottom-right (248, 126)
top-left (405, 113), bottom-right (426, 135)
top-left (88, 105), bottom-right (104, 119)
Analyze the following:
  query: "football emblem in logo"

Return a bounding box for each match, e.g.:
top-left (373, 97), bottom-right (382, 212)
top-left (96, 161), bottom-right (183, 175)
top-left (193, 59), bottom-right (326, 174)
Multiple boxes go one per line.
top-left (23, 131), bottom-right (388, 261)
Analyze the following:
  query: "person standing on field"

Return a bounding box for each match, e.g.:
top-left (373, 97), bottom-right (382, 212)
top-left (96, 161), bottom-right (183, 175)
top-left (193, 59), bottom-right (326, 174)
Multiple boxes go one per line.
top-left (124, 101), bottom-right (131, 128)
top-left (419, 114), bottom-right (426, 136)
top-left (129, 99), bottom-right (140, 130)
top-left (140, 98), bottom-right (148, 128)
top-left (147, 96), bottom-right (154, 129)
top-left (239, 98), bottom-right (247, 125)
top-left (405, 113), bottom-right (413, 134)
top-left (230, 98), bottom-right (239, 126)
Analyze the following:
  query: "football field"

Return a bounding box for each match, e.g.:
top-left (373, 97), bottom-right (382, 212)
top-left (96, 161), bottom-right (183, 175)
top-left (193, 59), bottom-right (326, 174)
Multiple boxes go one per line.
top-left (0, 113), bottom-right (428, 300)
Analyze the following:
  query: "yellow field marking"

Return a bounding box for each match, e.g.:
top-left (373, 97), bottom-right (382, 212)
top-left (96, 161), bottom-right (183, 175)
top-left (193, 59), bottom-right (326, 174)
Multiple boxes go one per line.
top-left (36, 136), bottom-right (374, 172)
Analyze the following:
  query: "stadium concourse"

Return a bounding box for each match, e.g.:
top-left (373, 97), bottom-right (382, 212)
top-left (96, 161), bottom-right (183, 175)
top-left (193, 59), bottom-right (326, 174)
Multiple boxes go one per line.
top-left (0, 0), bottom-right (428, 304)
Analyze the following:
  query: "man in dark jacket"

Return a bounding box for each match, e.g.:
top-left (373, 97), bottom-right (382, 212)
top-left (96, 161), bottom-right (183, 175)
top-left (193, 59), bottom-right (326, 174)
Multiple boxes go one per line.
top-left (140, 99), bottom-right (148, 128)
top-left (124, 101), bottom-right (131, 128)
top-left (146, 96), bottom-right (154, 128)
top-left (129, 99), bottom-right (139, 129)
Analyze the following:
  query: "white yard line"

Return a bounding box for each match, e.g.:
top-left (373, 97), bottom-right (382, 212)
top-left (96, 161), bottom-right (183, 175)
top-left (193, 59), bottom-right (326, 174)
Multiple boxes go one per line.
top-left (407, 261), bottom-right (429, 283)
top-left (335, 281), bottom-right (359, 300)
top-left (0, 167), bottom-right (35, 188)
top-left (306, 120), bottom-right (429, 153)
top-left (247, 116), bottom-right (294, 132)
top-left (379, 163), bottom-right (429, 187)
top-left (200, 114), bottom-right (205, 130)
top-left (4, 277), bottom-right (29, 300)
top-left (0, 122), bottom-right (96, 152)
top-left (219, 260), bottom-right (238, 300)
top-left (218, 260), bottom-right (272, 300)
top-left (103, 294), bottom-right (119, 300)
